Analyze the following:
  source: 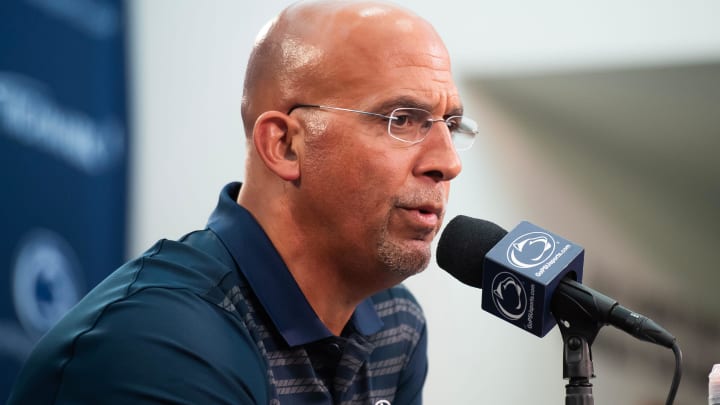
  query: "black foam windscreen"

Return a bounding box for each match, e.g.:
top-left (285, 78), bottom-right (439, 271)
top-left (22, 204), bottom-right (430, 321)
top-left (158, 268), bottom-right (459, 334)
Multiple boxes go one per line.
top-left (436, 215), bottom-right (508, 289)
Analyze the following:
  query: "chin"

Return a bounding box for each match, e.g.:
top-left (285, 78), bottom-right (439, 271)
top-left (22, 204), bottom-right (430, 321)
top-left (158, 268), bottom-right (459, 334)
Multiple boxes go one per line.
top-left (377, 240), bottom-right (431, 279)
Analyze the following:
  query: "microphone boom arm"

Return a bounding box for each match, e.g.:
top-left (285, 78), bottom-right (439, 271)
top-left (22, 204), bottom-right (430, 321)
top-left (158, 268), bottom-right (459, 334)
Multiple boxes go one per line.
top-left (550, 278), bottom-right (678, 405)
top-left (553, 278), bottom-right (676, 348)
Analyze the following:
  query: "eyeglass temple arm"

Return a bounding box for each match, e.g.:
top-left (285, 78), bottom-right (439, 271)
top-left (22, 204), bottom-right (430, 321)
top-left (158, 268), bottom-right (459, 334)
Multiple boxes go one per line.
top-left (287, 104), bottom-right (396, 121)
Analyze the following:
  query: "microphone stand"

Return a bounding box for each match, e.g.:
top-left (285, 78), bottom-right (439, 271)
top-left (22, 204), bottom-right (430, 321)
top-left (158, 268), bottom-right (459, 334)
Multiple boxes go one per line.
top-left (559, 325), bottom-right (598, 404)
top-left (552, 280), bottom-right (607, 405)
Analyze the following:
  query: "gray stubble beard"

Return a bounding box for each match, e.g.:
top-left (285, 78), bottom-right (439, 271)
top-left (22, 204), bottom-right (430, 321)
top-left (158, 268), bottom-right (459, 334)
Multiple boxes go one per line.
top-left (375, 222), bottom-right (432, 279)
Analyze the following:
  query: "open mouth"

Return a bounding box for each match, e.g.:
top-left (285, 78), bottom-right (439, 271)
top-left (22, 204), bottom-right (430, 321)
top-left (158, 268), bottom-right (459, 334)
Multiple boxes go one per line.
top-left (413, 204), bottom-right (441, 218)
top-left (398, 205), bottom-right (441, 229)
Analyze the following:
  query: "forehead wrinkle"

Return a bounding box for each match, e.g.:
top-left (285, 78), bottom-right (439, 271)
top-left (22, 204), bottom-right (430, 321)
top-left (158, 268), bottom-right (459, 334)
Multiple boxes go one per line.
top-left (381, 50), bottom-right (453, 88)
top-left (373, 41), bottom-right (450, 66)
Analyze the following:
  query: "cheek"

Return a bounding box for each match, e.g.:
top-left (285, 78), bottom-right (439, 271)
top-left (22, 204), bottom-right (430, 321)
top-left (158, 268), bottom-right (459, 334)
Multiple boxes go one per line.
top-left (301, 137), bottom-right (364, 209)
top-left (305, 126), bottom-right (394, 189)
top-left (321, 152), bottom-right (389, 210)
top-left (343, 146), bottom-right (408, 196)
top-left (301, 122), bottom-right (416, 219)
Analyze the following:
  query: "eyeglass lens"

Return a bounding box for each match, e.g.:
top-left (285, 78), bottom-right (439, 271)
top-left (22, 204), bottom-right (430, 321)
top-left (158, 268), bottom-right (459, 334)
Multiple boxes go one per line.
top-left (389, 108), bottom-right (476, 151)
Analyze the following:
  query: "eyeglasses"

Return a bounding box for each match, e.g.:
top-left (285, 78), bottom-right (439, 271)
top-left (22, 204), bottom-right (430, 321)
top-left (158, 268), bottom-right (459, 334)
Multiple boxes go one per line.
top-left (287, 104), bottom-right (478, 151)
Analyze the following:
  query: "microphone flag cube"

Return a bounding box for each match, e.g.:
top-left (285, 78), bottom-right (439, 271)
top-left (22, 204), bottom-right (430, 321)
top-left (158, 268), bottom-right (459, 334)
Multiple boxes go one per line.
top-left (481, 221), bottom-right (585, 337)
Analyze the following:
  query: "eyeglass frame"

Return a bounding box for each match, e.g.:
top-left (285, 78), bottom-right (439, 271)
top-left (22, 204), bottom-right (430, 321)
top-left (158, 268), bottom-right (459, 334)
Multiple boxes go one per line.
top-left (286, 104), bottom-right (477, 151)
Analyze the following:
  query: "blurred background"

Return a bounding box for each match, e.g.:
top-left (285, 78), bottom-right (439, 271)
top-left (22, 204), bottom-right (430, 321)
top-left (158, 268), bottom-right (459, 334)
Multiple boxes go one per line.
top-left (1, 0), bottom-right (719, 403)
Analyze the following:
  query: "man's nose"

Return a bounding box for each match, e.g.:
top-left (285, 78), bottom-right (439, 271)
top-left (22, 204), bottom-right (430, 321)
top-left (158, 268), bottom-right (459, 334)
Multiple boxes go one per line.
top-left (413, 122), bottom-right (462, 182)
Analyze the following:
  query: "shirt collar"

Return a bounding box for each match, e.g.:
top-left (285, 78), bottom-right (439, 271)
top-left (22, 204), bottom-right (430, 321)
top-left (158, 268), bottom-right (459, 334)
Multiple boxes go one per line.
top-left (207, 182), bottom-right (383, 346)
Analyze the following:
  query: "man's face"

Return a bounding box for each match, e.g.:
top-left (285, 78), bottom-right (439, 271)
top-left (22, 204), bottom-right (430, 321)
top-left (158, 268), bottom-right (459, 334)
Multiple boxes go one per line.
top-left (291, 16), bottom-right (463, 286)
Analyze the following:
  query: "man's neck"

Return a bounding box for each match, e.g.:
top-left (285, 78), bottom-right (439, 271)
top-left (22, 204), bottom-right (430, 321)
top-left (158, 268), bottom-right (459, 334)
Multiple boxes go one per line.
top-left (238, 188), bottom-right (362, 336)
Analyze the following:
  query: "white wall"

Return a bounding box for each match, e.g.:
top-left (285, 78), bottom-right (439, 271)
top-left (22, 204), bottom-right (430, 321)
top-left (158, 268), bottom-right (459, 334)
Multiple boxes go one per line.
top-left (129, 1), bottom-right (720, 403)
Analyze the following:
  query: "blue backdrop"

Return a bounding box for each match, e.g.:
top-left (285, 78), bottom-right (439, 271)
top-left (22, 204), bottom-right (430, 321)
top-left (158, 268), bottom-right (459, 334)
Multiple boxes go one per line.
top-left (0, 0), bottom-right (128, 400)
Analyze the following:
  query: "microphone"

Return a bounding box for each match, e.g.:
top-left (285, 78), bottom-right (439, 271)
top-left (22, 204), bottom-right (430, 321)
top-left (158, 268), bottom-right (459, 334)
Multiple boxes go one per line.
top-left (437, 215), bottom-right (676, 348)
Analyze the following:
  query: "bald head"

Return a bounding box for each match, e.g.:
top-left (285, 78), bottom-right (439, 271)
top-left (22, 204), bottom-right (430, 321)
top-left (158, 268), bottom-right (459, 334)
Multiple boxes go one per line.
top-left (240, 0), bottom-right (450, 136)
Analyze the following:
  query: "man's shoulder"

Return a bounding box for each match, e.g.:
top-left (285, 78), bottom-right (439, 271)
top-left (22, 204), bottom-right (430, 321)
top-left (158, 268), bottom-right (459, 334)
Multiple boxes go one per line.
top-left (77, 228), bottom-right (253, 350)
top-left (8, 229), bottom-right (269, 404)
top-left (10, 285), bottom-right (268, 404)
top-left (126, 228), bottom-right (237, 294)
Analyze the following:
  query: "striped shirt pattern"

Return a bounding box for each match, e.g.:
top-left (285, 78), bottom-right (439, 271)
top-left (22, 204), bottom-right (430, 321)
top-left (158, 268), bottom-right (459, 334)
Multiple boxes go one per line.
top-left (218, 279), bottom-right (426, 405)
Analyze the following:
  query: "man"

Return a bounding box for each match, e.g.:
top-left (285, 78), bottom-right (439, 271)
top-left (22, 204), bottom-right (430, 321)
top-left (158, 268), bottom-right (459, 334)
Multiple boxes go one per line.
top-left (9, 1), bottom-right (477, 404)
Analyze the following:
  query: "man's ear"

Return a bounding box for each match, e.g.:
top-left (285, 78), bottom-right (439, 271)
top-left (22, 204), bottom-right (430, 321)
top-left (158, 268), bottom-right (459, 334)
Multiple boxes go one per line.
top-left (252, 111), bottom-right (301, 181)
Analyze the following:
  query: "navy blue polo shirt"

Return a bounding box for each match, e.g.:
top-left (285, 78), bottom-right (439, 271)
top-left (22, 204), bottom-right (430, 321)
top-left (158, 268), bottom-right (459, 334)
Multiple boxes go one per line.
top-left (9, 182), bottom-right (428, 405)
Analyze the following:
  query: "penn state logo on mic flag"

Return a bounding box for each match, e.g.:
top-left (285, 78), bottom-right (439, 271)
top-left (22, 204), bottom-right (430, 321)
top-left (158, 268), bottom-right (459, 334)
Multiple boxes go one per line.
top-left (491, 272), bottom-right (527, 321)
top-left (482, 221), bottom-right (584, 337)
top-left (507, 231), bottom-right (556, 269)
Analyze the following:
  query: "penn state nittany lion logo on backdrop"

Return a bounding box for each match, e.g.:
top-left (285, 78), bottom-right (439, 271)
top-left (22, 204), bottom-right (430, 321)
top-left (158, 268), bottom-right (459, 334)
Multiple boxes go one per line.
top-left (12, 228), bottom-right (84, 338)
